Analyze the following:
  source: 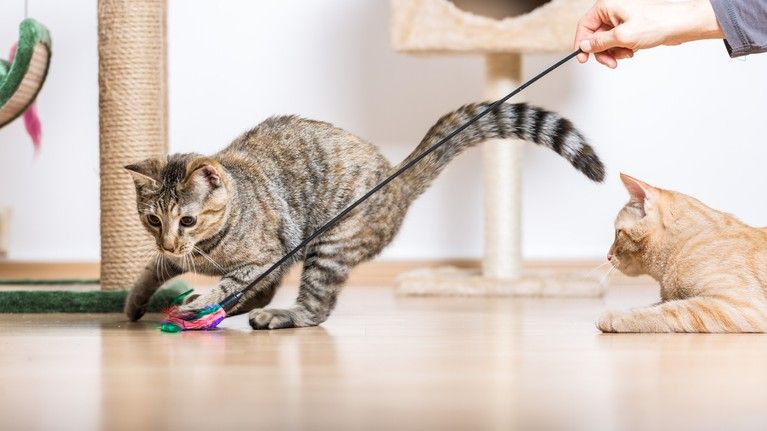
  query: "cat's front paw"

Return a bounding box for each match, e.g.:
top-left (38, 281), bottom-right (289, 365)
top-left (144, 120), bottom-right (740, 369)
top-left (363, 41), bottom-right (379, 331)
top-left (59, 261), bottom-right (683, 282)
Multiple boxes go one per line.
top-left (249, 308), bottom-right (313, 330)
top-left (124, 295), bottom-right (148, 322)
top-left (597, 310), bottom-right (634, 333)
top-left (173, 293), bottom-right (208, 314)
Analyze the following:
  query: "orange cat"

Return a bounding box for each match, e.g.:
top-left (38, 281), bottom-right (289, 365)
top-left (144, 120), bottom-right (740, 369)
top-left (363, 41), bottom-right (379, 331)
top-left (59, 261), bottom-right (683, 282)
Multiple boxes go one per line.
top-left (599, 173), bottom-right (767, 333)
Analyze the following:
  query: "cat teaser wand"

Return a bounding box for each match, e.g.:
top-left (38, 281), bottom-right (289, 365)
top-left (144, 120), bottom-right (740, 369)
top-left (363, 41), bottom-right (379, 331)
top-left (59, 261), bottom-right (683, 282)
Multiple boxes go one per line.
top-left (159, 49), bottom-right (583, 332)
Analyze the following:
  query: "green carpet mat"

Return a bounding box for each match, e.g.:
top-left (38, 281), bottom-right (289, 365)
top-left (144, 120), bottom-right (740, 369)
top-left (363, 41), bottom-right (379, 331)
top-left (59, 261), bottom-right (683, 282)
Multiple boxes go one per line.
top-left (0, 280), bottom-right (188, 313)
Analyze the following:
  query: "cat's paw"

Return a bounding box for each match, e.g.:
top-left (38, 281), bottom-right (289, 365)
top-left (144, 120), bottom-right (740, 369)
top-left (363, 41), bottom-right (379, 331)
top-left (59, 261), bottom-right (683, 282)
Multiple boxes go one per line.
top-left (124, 296), bottom-right (148, 322)
top-left (176, 292), bottom-right (201, 310)
top-left (249, 308), bottom-right (308, 330)
top-left (173, 292), bottom-right (209, 314)
top-left (597, 310), bottom-right (639, 333)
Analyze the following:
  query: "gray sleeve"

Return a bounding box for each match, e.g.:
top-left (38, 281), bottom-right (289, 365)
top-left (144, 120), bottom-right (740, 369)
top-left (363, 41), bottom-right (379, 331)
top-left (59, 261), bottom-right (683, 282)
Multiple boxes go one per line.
top-left (710, 0), bottom-right (767, 57)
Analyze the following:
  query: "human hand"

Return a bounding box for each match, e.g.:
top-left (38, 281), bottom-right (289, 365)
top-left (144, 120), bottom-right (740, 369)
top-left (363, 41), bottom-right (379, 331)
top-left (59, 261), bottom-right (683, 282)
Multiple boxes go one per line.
top-left (574, 0), bottom-right (723, 68)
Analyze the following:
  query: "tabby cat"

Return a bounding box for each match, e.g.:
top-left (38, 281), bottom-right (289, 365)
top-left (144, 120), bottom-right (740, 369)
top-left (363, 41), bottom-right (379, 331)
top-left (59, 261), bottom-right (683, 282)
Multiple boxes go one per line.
top-left (600, 174), bottom-right (767, 332)
top-left (125, 102), bottom-right (604, 329)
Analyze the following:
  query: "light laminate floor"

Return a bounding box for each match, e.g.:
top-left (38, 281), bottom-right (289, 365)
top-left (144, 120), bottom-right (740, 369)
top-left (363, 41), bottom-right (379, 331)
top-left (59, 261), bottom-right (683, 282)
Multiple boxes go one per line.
top-left (1, 283), bottom-right (766, 431)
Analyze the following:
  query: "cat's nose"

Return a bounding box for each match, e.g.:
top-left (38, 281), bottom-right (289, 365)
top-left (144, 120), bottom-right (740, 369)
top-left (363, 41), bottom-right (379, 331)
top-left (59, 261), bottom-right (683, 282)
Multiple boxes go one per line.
top-left (161, 241), bottom-right (176, 253)
top-left (607, 255), bottom-right (613, 261)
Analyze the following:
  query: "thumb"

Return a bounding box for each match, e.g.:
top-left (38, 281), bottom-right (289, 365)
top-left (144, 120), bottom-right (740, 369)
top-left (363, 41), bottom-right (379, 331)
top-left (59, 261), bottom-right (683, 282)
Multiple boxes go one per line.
top-left (580, 29), bottom-right (621, 53)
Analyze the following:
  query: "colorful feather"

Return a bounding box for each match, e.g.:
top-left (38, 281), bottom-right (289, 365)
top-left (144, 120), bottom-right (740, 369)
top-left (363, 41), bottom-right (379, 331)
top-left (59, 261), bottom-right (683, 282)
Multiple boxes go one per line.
top-left (159, 289), bottom-right (227, 332)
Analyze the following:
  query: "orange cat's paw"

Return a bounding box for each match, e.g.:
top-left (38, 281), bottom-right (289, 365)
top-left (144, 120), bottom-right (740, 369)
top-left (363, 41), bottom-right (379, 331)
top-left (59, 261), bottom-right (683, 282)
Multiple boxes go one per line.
top-left (597, 310), bottom-right (634, 333)
top-left (597, 311), bottom-right (616, 333)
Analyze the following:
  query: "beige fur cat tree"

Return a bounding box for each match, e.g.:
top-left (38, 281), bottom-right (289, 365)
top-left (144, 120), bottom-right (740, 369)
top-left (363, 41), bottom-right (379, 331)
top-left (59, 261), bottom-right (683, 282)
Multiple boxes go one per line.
top-left (391, 0), bottom-right (604, 297)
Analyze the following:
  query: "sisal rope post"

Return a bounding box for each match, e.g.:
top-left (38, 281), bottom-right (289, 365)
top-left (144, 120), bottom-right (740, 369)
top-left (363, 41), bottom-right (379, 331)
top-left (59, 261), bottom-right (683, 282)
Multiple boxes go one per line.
top-left (483, 54), bottom-right (523, 280)
top-left (98, 0), bottom-right (167, 291)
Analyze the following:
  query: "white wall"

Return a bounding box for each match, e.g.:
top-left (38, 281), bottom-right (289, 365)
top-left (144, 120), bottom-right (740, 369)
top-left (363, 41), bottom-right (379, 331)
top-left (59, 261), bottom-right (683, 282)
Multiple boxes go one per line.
top-left (1, 0), bottom-right (766, 262)
top-left (0, 0), bottom-right (99, 261)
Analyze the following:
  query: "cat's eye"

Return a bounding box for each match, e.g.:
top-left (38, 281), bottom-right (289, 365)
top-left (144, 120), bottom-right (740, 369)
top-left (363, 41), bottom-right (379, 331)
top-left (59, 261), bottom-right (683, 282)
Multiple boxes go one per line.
top-left (180, 216), bottom-right (197, 227)
top-left (147, 215), bottom-right (162, 227)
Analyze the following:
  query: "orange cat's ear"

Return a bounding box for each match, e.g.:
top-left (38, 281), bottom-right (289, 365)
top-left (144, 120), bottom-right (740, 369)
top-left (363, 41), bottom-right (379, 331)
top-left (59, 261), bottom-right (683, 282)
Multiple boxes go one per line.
top-left (620, 173), bottom-right (656, 205)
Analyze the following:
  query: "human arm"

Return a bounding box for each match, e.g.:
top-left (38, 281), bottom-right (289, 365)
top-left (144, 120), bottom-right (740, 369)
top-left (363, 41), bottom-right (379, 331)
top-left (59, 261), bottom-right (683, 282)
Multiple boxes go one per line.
top-left (709, 0), bottom-right (767, 57)
top-left (574, 0), bottom-right (724, 68)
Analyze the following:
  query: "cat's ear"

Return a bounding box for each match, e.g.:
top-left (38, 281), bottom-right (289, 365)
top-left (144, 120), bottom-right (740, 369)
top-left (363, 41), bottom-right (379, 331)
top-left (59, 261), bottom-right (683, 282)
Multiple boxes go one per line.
top-left (185, 158), bottom-right (223, 189)
top-left (620, 173), bottom-right (657, 207)
top-left (125, 158), bottom-right (162, 188)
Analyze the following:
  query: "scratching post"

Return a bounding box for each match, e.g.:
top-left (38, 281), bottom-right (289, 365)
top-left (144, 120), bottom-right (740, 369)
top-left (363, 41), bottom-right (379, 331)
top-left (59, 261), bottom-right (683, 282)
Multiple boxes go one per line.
top-left (98, 0), bottom-right (167, 291)
top-left (392, 0), bottom-right (604, 297)
top-left (483, 54), bottom-right (523, 279)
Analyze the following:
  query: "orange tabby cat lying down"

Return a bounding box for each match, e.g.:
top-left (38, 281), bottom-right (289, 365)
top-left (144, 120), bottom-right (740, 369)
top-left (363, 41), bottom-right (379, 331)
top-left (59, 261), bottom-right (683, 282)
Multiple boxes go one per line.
top-left (599, 173), bottom-right (767, 333)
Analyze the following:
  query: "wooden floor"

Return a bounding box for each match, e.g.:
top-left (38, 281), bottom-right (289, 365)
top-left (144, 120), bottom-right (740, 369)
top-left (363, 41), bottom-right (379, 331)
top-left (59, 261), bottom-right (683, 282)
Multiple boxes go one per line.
top-left (1, 282), bottom-right (766, 431)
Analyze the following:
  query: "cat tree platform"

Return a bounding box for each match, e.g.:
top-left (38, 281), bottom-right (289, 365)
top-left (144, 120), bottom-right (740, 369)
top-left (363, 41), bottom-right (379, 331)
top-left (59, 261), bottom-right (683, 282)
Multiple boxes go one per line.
top-left (397, 266), bottom-right (604, 297)
top-left (391, 0), bottom-right (605, 297)
top-left (391, 0), bottom-right (591, 54)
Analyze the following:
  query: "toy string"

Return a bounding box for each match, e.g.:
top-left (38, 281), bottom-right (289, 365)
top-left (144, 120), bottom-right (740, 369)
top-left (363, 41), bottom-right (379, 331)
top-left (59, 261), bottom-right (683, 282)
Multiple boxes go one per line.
top-left (216, 49), bottom-right (583, 311)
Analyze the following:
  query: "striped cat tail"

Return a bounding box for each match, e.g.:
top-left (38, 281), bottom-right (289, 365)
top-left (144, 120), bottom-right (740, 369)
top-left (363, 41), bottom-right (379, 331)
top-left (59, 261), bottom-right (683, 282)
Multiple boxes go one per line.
top-left (394, 102), bottom-right (605, 199)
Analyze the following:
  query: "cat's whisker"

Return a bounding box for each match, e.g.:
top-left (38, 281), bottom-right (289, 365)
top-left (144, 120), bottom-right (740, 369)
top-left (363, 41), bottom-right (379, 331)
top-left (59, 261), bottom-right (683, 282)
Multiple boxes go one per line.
top-left (160, 254), bottom-right (170, 280)
top-left (599, 266), bottom-right (616, 286)
top-left (183, 253), bottom-right (194, 275)
top-left (587, 260), bottom-right (612, 277)
top-left (193, 246), bottom-right (225, 273)
top-left (189, 253), bottom-right (198, 275)
top-left (152, 252), bottom-right (160, 280)
top-left (154, 253), bottom-right (161, 279)
top-left (146, 250), bottom-right (161, 281)
top-left (193, 246), bottom-right (216, 267)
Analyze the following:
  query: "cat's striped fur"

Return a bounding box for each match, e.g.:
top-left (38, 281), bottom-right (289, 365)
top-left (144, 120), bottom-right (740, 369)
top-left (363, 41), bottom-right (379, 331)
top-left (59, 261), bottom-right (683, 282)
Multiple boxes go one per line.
top-left (125, 102), bottom-right (604, 329)
top-left (600, 174), bottom-right (767, 333)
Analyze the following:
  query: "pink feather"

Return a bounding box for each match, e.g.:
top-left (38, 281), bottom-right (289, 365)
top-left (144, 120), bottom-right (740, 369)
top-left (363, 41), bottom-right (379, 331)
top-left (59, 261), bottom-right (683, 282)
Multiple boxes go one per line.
top-left (23, 104), bottom-right (42, 153)
top-left (161, 305), bottom-right (227, 331)
top-left (8, 43), bottom-right (42, 154)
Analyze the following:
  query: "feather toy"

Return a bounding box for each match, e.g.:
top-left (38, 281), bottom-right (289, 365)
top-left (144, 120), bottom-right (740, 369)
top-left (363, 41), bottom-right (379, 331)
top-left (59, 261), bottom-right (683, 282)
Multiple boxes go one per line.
top-left (160, 289), bottom-right (237, 332)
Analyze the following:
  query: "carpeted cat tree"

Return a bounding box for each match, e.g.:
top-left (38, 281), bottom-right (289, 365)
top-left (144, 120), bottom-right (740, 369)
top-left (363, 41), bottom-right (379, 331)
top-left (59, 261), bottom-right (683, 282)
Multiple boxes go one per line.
top-left (391, 0), bottom-right (604, 297)
top-left (98, 0), bottom-right (168, 291)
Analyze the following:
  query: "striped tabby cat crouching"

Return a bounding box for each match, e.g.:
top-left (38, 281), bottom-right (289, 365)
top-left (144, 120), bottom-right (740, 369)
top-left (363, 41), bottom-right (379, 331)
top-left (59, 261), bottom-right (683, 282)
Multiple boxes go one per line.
top-left (600, 174), bottom-right (767, 333)
top-left (124, 103), bottom-right (604, 330)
